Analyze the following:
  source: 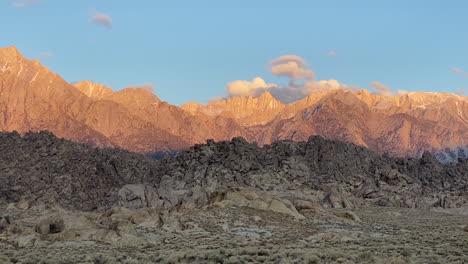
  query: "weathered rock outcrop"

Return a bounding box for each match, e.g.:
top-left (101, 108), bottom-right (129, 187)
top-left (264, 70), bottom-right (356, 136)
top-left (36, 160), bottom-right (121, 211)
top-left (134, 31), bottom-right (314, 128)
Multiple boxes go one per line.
top-left (0, 131), bottom-right (161, 211)
top-left (0, 131), bottom-right (467, 213)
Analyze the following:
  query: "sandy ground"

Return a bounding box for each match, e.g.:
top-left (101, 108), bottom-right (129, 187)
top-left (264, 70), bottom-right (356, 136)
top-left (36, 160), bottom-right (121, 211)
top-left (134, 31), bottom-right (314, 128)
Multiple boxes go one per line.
top-left (0, 206), bottom-right (467, 264)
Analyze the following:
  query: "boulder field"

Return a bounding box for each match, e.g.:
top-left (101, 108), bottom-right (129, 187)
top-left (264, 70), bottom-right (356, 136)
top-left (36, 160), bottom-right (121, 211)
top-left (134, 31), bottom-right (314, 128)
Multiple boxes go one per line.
top-left (1, 131), bottom-right (468, 263)
top-left (0, 131), bottom-right (466, 212)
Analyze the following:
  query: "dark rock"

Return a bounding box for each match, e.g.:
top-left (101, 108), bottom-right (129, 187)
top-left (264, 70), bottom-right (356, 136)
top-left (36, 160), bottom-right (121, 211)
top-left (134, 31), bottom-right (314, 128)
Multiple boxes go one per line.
top-left (0, 216), bottom-right (11, 232)
top-left (377, 199), bottom-right (392, 207)
top-left (0, 131), bottom-right (467, 212)
top-left (35, 216), bottom-right (65, 235)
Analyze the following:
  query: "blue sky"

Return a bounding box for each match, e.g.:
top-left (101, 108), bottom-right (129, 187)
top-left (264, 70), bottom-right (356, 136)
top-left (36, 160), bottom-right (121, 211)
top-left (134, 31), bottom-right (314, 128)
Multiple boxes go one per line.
top-left (1, 0), bottom-right (467, 104)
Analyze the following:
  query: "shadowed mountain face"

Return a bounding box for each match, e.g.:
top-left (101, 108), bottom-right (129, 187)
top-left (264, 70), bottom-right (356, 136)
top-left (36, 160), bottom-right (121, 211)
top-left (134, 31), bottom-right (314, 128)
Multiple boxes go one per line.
top-left (0, 46), bottom-right (467, 156)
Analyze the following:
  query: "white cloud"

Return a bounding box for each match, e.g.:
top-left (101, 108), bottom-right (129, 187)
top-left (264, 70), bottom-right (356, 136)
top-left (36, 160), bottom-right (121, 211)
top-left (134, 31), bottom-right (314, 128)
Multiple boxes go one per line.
top-left (268, 55), bottom-right (315, 79)
top-left (270, 55), bottom-right (308, 68)
top-left (303, 79), bottom-right (353, 94)
top-left (90, 10), bottom-right (112, 29)
top-left (272, 79), bottom-right (356, 103)
top-left (370, 82), bottom-right (409, 97)
top-left (226, 77), bottom-right (277, 97)
top-left (224, 55), bottom-right (411, 104)
top-left (226, 77), bottom-right (355, 103)
top-left (370, 82), bottom-right (393, 97)
top-left (225, 55), bottom-right (359, 103)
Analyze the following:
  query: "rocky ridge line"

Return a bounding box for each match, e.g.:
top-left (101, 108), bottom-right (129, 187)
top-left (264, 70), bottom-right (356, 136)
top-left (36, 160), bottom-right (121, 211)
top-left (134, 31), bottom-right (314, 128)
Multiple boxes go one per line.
top-left (0, 131), bottom-right (467, 214)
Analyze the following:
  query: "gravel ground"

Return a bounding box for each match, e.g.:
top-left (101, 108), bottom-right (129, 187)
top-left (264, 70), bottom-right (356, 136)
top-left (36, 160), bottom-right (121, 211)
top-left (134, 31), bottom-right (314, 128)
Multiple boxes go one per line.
top-left (1, 206), bottom-right (467, 264)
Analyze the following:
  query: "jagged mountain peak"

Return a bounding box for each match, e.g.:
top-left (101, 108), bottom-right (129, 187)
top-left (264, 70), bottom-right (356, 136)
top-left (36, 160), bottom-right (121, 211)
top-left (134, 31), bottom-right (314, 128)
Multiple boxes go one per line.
top-left (0, 46), bottom-right (23, 58)
top-left (0, 46), bottom-right (26, 74)
top-left (257, 90), bottom-right (275, 100)
top-left (0, 47), bottom-right (54, 82)
top-left (0, 46), bottom-right (45, 71)
top-left (406, 91), bottom-right (468, 105)
top-left (110, 87), bottom-right (162, 104)
top-left (73, 80), bottom-right (114, 99)
top-left (0, 46), bottom-right (466, 157)
top-left (256, 91), bottom-right (283, 107)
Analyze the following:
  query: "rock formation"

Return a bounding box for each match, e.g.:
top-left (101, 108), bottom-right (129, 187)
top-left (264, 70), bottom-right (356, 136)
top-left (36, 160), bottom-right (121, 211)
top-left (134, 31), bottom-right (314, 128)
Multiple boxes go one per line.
top-left (0, 131), bottom-right (467, 262)
top-left (0, 131), bottom-right (466, 212)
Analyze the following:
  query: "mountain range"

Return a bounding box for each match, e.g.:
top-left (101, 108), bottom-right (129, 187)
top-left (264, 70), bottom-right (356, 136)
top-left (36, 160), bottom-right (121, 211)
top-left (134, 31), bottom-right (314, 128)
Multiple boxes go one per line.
top-left (0, 46), bottom-right (467, 157)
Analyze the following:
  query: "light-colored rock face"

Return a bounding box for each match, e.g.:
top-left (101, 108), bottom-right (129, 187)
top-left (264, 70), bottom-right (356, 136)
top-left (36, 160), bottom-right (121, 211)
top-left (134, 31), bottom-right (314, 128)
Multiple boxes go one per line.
top-left (73, 81), bottom-right (113, 99)
top-left (0, 47), bottom-right (192, 152)
top-left (180, 88), bottom-right (467, 156)
top-left (0, 46), bottom-right (467, 156)
top-left (181, 91), bottom-right (285, 126)
top-left (0, 46), bottom-right (24, 65)
top-left (0, 46), bottom-right (113, 147)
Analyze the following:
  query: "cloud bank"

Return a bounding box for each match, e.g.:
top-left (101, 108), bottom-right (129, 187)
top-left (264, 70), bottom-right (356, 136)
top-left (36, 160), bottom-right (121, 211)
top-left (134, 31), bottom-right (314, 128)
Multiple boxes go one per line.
top-left (225, 55), bottom-right (357, 103)
top-left (268, 55), bottom-right (315, 79)
top-left (226, 77), bottom-right (277, 97)
top-left (370, 81), bottom-right (409, 97)
top-left (370, 81), bottom-right (393, 96)
top-left (224, 55), bottom-right (414, 103)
